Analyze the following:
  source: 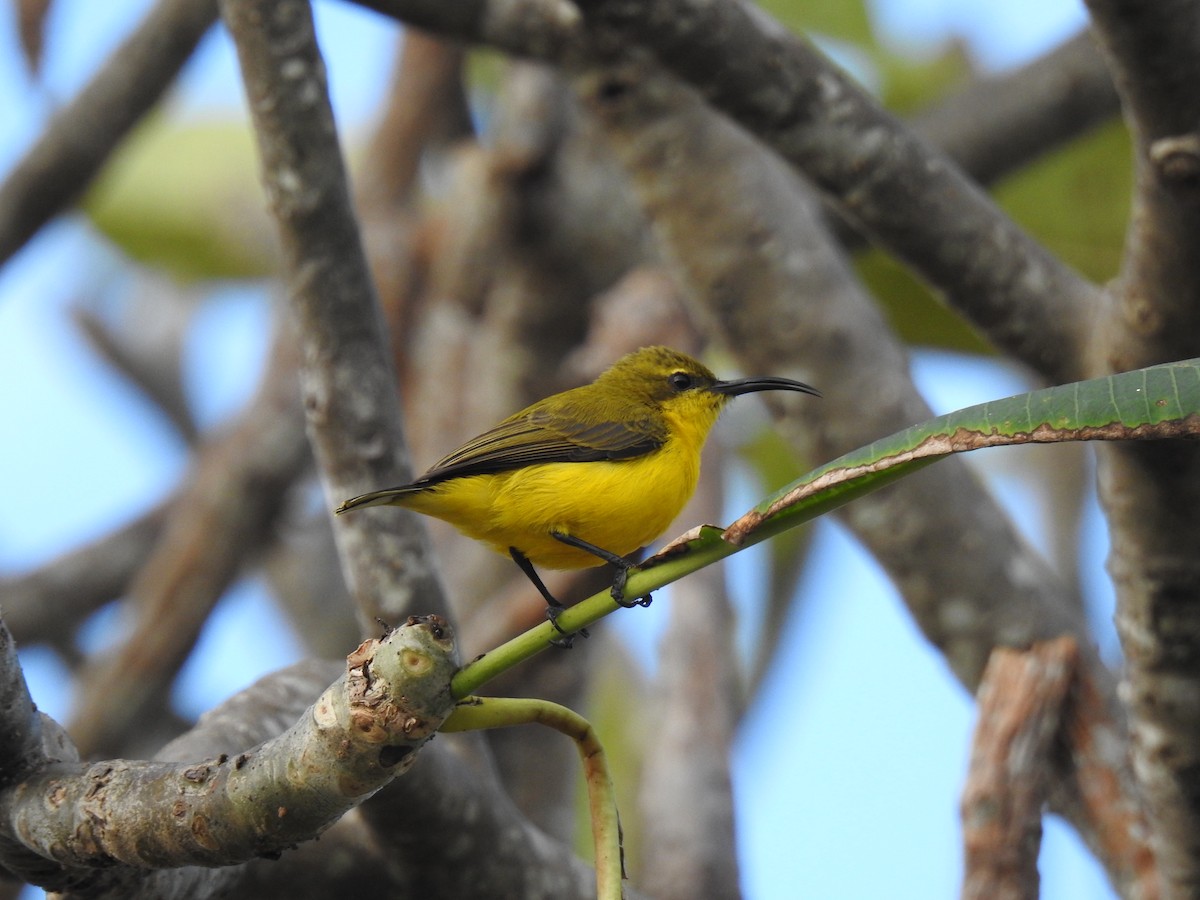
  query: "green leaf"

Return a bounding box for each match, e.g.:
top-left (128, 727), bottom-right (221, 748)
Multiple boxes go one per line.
top-left (83, 115), bottom-right (278, 281)
top-left (727, 357), bottom-right (1200, 546)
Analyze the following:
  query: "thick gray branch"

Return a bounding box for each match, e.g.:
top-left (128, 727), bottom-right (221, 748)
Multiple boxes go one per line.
top-left (565, 0), bottom-right (1099, 384)
top-left (0, 620), bottom-right (456, 895)
top-left (1084, 0), bottom-right (1200, 372)
top-left (220, 0), bottom-right (448, 630)
top-left (1081, 3), bottom-right (1200, 893)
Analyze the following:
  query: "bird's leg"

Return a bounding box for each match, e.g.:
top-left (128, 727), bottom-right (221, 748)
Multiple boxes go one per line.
top-left (549, 532), bottom-right (652, 609)
top-left (509, 547), bottom-right (588, 646)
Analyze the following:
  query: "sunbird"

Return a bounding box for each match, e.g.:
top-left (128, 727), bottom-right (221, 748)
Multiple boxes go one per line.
top-left (336, 346), bottom-right (819, 630)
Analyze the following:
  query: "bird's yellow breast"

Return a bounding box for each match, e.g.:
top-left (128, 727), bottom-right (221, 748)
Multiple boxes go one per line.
top-left (400, 433), bottom-right (703, 569)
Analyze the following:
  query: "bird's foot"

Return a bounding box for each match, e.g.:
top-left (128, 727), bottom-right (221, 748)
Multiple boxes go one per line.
top-left (612, 591), bottom-right (653, 609)
top-left (545, 603), bottom-right (588, 648)
top-left (609, 568), bottom-right (652, 608)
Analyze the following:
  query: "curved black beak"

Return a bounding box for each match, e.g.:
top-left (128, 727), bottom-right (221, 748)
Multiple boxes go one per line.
top-left (710, 375), bottom-right (821, 398)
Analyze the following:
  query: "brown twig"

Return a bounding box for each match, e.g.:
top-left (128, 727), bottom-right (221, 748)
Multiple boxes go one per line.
top-left (70, 285), bottom-right (199, 444)
top-left (961, 638), bottom-right (1079, 900)
top-left (69, 322), bottom-right (309, 756)
top-left (1060, 654), bottom-right (1160, 899)
top-left (356, 31), bottom-right (472, 359)
top-left (15, 0), bottom-right (53, 73)
top-left (358, 30), bottom-right (473, 213)
top-left (0, 503), bottom-right (165, 652)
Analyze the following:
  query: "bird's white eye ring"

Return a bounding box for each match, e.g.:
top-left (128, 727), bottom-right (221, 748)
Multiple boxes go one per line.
top-left (669, 371), bottom-right (693, 391)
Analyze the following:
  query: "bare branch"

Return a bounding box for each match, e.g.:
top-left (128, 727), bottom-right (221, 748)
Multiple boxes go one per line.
top-left (70, 282), bottom-right (199, 444)
top-left (0, 620), bottom-right (47, 789)
top-left (1084, 0), bottom-right (1200, 370)
top-left (1078, 3), bottom-right (1200, 891)
top-left (961, 638), bottom-right (1078, 900)
top-left (1, 504), bottom-right (164, 649)
top-left (0, 620), bottom-right (457, 895)
top-left (915, 30), bottom-right (1120, 187)
top-left (221, 0), bottom-right (448, 631)
top-left (565, 0), bottom-right (1098, 384)
top-left (14, 0), bottom-right (52, 73)
top-left (351, 0), bottom-right (583, 62)
top-left (0, 0), bottom-right (218, 266)
top-left (358, 30), bottom-right (473, 214)
top-left (1060, 652), bottom-right (1160, 898)
top-left (0, 618), bottom-right (78, 889)
top-left (69, 322), bottom-right (309, 756)
top-left (156, 659), bottom-right (340, 762)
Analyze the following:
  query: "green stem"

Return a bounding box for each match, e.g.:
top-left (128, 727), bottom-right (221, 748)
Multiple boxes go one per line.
top-left (442, 697), bottom-right (624, 900)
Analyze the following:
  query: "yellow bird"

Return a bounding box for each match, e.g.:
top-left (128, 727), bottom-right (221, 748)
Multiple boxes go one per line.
top-left (336, 346), bottom-right (818, 629)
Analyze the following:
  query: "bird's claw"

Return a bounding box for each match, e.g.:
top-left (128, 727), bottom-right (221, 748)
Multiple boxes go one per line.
top-left (610, 568), bottom-right (652, 609)
top-left (545, 604), bottom-right (588, 648)
top-left (612, 590), bottom-right (653, 609)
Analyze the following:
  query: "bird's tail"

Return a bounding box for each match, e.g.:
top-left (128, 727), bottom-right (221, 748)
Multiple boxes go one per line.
top-left (334, 484), bottom-right (424, 515)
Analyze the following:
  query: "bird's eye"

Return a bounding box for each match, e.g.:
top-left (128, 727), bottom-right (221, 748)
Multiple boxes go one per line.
top-left (669, 371), bottom-right (693, 391)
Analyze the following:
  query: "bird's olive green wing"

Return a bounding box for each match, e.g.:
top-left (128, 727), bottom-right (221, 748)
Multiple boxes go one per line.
top-left (413, 405), bottom-right (667, 486)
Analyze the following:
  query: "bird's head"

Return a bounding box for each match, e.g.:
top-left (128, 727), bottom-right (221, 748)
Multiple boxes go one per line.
top-left (597, 346), bottom-right (820, 437)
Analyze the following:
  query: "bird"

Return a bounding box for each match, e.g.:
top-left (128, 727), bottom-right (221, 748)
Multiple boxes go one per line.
top-left (336, 346), bottom-right (819, 634)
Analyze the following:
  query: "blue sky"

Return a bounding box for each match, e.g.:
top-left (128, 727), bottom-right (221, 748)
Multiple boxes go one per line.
top-left (0, 1), bottom-right (1115, 897)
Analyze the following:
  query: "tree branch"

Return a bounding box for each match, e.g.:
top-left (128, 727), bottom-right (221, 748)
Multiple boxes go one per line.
top-left (0, 618), bottom-right (79, 889)
top-left (562, 0), bottom-right (1099, 383)
top-left (351, 0), bottom-right (583, 62)
top-left (1080, 3), bottom-right (1200, 892)
top-left (1084, 0), bottom-right (1200, 371)
top-left (961, 638), bottom-right (1078, 900)
top-left (0, 504), bottom-right (164, 651)
top-left (357, 30), bottom-right (473, 214)
top-left (69, 320), bottom-right (310, 757)
top-left (0, 619), bottom-right (456, 896)
top-left (221, 0), bottom-right (449, 632)
top-left (915, 29), bottom-right (1119, 188)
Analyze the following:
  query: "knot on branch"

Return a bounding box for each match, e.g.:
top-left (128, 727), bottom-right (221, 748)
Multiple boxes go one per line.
top-left (1149, 134), bottom-right (1200, 190)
